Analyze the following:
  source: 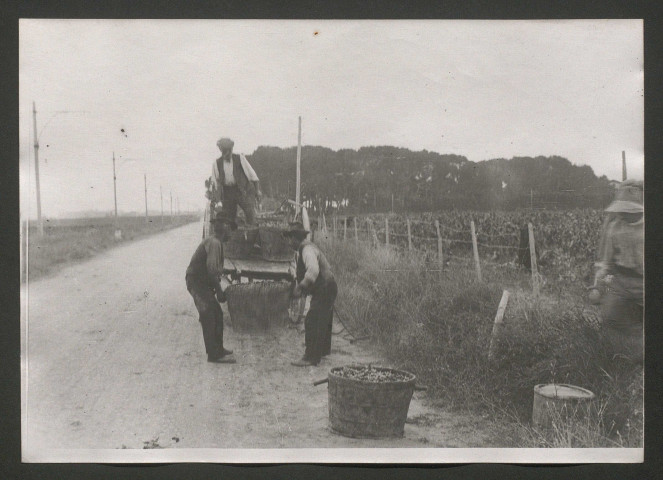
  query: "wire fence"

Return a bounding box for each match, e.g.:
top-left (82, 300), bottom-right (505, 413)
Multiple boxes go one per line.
top-left (314, 212), bottom-right (584, 293)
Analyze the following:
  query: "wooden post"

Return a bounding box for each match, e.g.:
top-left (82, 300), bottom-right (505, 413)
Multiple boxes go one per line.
top-left (343, 217), bottom-right (347, 241)
top-left (435, 220), bottom-right (443, 274)
top-left (144, 174), bottom-right (148, 224)
top-left (488, 290), bottom-right (510, 361)
top-left (406, 218), bottom-right (412, 251)
top-left (470, 220), bottom-right (482, 282)
top-left (622, 150), bottom-right (627, 181)
top-left (385, 217), bottom-right (389, 247)
top-left (32, 102), bottom-right (44, 236)
top-left (333, 216), bottom-right (337, 239)
top-left (372, 220), bottom-right (379, 247)
top-left (296, 116), bottom-right (302, 217)
top-left (354, 217), bottom-right (358, 244)
top-left (160, 185), bottom-right (163, 227)
top-left (528, 222), bottom-right (539, 295)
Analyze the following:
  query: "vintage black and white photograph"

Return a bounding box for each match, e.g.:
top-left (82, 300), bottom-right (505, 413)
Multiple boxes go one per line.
top-left (19, 19), bottom-right (644, 463)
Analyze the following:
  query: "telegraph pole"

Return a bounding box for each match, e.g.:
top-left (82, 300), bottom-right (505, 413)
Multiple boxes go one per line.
top-left (296, 116), bottom-right (302, 217)
top-left (113, 152), bottom-right (118, 223)
top-left (160, 185), bottom-right (164, 227)
top-left (170, 191), bottom-right (173, 223)
top-left (32, 102), bottom-right (44, 236)
top-left (622, 151), bottom-right (627, 181)
top-left (144, 174), bottom-right (148, 224)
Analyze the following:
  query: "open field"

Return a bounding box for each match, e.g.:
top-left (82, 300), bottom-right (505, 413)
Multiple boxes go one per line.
top-left (21, 214), bottom-right (200, 281)
top-left (320, 235), bottom-right (643, 447)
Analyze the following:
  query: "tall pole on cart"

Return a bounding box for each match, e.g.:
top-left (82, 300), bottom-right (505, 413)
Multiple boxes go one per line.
top-left (296, 116), bottom-right (302, 218)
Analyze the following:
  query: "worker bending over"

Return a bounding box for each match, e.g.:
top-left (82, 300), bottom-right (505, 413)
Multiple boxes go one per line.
top-left (285, 222), bottom-right (337, 367)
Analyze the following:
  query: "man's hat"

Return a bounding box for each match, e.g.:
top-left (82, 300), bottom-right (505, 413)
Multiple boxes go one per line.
top-left (216, 137), bottom-right (234, 150)
top-left (605, 179), bottom-right (644, 213)
top-left (210, 211), bottom-right (234, 225)
top-left (283, 221), bottom-right (310, 237)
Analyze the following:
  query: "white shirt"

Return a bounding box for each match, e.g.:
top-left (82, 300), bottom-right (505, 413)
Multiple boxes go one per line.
top-left (211, 153), bottom-right (260, 190)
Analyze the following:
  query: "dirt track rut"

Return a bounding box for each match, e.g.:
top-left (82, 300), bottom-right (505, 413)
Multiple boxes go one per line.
top-left (22, 221), bottom-right (492, 453)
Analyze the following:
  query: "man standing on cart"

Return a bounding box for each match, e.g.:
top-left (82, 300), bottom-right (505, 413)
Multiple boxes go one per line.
top-left (210, 137), bottom-right (262, 227)
top-left (186, 212), bottom-right (236, 363)
top-left (285, 222), bottom-right (338, 367)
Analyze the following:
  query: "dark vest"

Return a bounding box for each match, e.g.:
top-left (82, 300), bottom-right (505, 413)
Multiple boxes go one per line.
top-left (186, 237), bottom-right (221, 286)
top-left (216, 154), bottom-right (252, 197)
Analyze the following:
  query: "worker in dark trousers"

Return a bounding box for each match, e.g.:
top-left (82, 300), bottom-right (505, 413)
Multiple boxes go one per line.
top-left (185, 212), bottom-right (236, 363)
top-left (210, 137), bottom-right (262, 227)
top-left (285, 222), bottom-right (337, 367)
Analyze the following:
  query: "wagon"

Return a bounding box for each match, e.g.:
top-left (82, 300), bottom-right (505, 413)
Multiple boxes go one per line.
top-left (202, 200), bottom-right (310, 331)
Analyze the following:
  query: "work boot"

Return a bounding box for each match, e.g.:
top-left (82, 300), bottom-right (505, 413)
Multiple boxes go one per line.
top-left (208, 355), bottom-right (236, 364)
top-left (220, 347), bottom-right (233, 356)
top-left (291, 357), bottom-right (317, 367)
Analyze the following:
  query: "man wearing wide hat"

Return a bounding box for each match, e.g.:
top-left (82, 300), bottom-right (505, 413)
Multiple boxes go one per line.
top-left (284, 222), bottom-right (338, 366)
top-left (592, 179), bottom-right (644, 364)
top-left (185, 211), bottom-right (236, 363)
top-left (210, 137), bottom-right (262, 227)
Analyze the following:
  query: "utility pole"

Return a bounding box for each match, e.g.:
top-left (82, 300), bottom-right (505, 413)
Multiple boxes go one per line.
top-left (170, 191), bottom-right (173, 223)
top-left (144, 174), bottom-right (148, 224)
top-left (32, 102), bottom-right (44, 236)
top-left (113, 152), bottom-right (118, 222)
top-left (622, 151), bottom-right (627, 181)
top-left (296, 116), bottom-right (302, 217)
top-left (160, 185), bottom-right (164, 227)
top-left (530, 189), bottom-right (533, 210)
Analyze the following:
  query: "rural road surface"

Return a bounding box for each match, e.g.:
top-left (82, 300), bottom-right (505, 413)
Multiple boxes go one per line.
top-left (22, 221), bottom-right (492, 458)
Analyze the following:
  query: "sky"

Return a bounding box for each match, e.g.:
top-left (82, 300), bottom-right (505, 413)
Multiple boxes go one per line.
top-left (19, 20), bottom-right (643, 218)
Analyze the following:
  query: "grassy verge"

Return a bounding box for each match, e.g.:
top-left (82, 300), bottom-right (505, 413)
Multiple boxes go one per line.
top-left (321, 237), bottom-right (643, 447)
top-left (22, 215), bottom-right (200, 281)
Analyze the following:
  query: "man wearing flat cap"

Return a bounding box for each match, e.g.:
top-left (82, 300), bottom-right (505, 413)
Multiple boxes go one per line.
top-left (284, 222), bottom-right (337, 366)
top-left (210, 137), bottom-right (262, 227)
top-left (592, 179), bottom-right (644, 364)
top-left (185, 212), bottom-right (236, 363)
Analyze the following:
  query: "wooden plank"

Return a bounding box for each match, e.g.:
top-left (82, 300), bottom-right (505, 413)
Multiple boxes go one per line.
top-left (385, 217), bottom-right (389, 247)
top-left (488, 290), bottom-right (510, 361)
top-left (528, 222), bottom-right (539, 295)
top-left (435, 220), bottom-right (443, 275)
top-left (471, 220), bottom-right (482, 282)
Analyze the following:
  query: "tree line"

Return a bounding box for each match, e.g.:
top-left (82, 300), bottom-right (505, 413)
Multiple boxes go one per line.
top-left (247, 145), bottom-right (616, 214)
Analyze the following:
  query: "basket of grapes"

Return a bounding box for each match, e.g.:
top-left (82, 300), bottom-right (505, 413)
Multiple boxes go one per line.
top-left (320, 364), bottom-right (417, 438)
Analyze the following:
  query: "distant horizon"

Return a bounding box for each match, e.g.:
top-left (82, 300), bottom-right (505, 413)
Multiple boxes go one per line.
top-left (20, 143), bottom-right (630, 220)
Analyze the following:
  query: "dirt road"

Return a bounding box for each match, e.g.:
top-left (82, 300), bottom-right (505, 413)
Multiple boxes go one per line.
top-left (22, 221), bottom-right (492, 456)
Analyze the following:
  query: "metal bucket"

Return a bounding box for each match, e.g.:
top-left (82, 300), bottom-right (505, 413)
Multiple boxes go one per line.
top-left (532, 383), bottom-right (595, 429)
top-left (328, 365), bottom-right (416, 438)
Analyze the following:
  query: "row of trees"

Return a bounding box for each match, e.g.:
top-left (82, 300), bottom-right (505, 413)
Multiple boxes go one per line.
top-left (247, 146), bottom-right (616, 215)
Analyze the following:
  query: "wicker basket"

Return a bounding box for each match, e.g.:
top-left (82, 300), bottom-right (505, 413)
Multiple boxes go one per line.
top-left (226, 281), bottom-right (292, 332)
top-left (328, 365), bottom-right (416, 438)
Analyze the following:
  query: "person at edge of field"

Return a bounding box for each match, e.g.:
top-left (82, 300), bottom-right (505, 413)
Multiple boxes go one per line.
top-left (284, 222), bottom-right (338, 367)
top-left (209, 137), bottom-right (262, 228)
top-left (590, 178), bottom-right (644, 365)
top-left (185, 211), bottom-right (236, 364)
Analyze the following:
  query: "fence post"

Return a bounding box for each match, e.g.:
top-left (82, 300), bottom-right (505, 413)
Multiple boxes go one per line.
top-left (528, 223), bottom-right (539, 295)
top-left (343, 217), bottom-right (347, 241)
top-left (435, 220), bottom-right (443, 274)
top-left (372, 220), bottom-right (379, 247)
top-left (470, 220), bottom-right (482, 282)
top-left (406, 218), bottom-right (412, 251)
top-left (385, 217), bottom-right (389, 247)
top-left (333, 216), bottom-right (337, 239)
top-left (488, 290), bottom-right (510, 361)
top-left (354, 217), bottom-right (358, 244)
